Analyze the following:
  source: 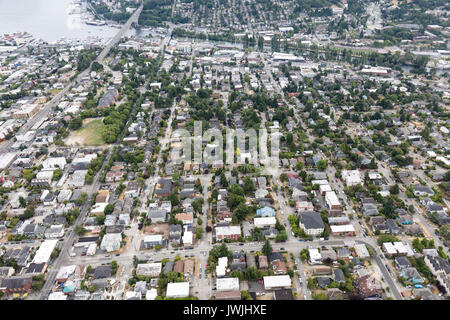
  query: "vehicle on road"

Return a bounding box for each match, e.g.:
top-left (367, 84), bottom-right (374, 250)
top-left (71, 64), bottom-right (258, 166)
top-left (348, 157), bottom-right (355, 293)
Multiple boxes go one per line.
top-left (105, 255), bottom-right (110, 257)
top-left (116, 253), bottom-right (120, 256)
top-left (401, 292), bottom-right (405, 297)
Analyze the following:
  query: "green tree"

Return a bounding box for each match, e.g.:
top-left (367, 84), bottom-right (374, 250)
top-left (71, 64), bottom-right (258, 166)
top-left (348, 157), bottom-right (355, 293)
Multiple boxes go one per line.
top-left (53, 169), bottom-right (63, 181)
top-left (18, 197), bottom-right (27, 208)
top-left (95, 215), bottom-right (106, 225)
top-left (241, 290), bottom-right (253, 300)
top-left (111, 261), bottom-right (118, 275)
top-left (227, 193), bottom-right (245, 211)
top-left (262, 240), bottom-right (273, 256)
top-left (243, 177), bottom-right (256, 194)
top-left (104, 203), bottom-right (114, 215)
top-left (381, 197), bottom-right (396, 219)
top-left (22, 205), bottom-right (35, 220)
top-left (74, 225), bottom-right (87, 236)
top-left (233, 203), bottom-right (250, 222)
top-left (168, 193), bottom-right (179, 207)
top-left (196, 227), bottom-right (203, 240)
top-left (439, 224), bottom-right (450, 241)
top-left (192, 198), bottom-right (204, 214)
top-left (317, 159), bottom-right (328, 171)
top-left (390, 184), bottom-right (400, 195)
top-left (230, 184), bottom-right (244, 196)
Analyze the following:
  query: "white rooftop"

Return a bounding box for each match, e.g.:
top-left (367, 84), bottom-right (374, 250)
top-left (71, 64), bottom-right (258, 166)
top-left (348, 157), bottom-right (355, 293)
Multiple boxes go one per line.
top-left (330, 225), bottom-right (355, 233)
top-left (263, 275), bottom-right (292, 289)
top-left (166, 282), bottom-right (190, 298)
top-left (216, 277), bottom-right (240, 292)
top-left (254, 217), bottom-right (276, 227)
top-left (32, 239), bottom-right (58, 264)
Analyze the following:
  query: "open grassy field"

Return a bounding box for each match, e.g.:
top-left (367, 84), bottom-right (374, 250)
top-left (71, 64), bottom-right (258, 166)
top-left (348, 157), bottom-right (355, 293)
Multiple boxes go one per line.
top-left (65, 118), bottom-right (105, 146)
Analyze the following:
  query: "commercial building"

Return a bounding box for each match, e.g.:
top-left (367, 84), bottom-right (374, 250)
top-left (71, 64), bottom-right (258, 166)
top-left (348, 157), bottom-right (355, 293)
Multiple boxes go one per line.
top-left (354, 244), bottom-right (370, 259)
top-left (100, 233), bottom-right (121, 252)
top-left (341, 170), bottom-right (362, 186)
top-left (325, 191), bottom-right (341, 210)
top-left (215, 226), bottom-right (241, 241)
top-left (254, 217), bottom-right (276, 228)
top-left (263, 275), bottom-right (292, 290)
top-left (166, 282), bottom-right (190, 298)
top-left (136, 263), bottom-right (162, 277)
top-left (143, 235), bottom-right (163, 248)
top-left (216, 277), bottom-right (240, 292)
top-left (330, 224), bottom-right (355, 236)
top-left (32, 239), bottom-right (58, 265)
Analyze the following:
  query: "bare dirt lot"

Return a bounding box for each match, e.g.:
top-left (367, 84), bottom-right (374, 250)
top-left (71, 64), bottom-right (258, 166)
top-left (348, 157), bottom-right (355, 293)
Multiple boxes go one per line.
top-left (143, 223), bottom-right (169, 238)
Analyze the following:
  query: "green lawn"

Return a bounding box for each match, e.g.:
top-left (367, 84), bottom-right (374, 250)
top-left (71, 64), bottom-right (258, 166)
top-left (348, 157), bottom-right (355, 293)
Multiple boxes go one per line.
top-left (67, 119), bottom-right (105, 146)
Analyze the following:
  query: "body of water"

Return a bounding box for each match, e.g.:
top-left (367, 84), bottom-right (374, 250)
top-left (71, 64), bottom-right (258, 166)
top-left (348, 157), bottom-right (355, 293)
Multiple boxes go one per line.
top-left (0, 0), bottom-right (134, 42)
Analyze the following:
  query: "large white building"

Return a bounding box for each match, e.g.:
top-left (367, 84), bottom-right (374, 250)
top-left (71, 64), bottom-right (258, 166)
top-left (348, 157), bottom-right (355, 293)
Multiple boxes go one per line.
top-left (330, 224), bottom-right (355, 235)
top-left (309, 248), bottom-right (322, 264)
top-left (216, 257), bottom-right (228, 277)
top-left (263, 275), bottom-right (292, 290)
top-left (325, 191), bottom-right (341, 210)
top-left (215, 226), bottom-right (241, 240)
top-left (254, 217), bottom-right (276, 228)
top-left (136, 263), bottom-right (162, 277)
top-left (100, 233), bottom-right (121, 252)
top-left (341, 170), bottom-right (362, 186)
top-left (0, 152), bottom-right (17, 170)
top-left (166, 282), bottom-right (190, 298)
top-left (216, 277), bottom-right (240, 292)
top-left (42, 157), bottom-right (66, 169)
top-left (32, 239), bottom-right (58, 264)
